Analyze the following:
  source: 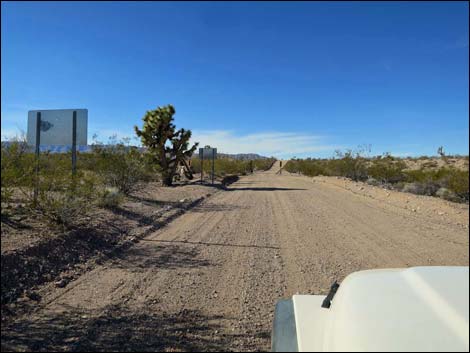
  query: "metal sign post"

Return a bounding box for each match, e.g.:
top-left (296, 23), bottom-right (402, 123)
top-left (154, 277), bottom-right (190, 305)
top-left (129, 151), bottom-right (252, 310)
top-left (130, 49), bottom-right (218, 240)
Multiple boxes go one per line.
top-left (72, 111), bottom-right (77, 176)
top-left (27, 109), bottom-right (88, 204)
top-left (199, 147), bottom-right (217, 185)
top-left (200, 153), bottom-right (204, 183)
top-left (212, 148), bottom-right (215, 185)
top-left (33, 112), bottom-right (41, 205)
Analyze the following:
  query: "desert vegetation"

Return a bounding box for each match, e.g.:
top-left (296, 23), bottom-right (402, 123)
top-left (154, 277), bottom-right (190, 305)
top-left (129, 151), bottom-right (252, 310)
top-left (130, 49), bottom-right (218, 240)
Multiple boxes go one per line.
top-left (1, 105), bottom-right (276, 230)
top-left (285, 149), bottom-right (469, 203)
top-left (191, 157), bottom-right (276, 178)
top-left (1, 138), bottom-right (149, 229)
top-left (1, 140), bottom-right (274, 230)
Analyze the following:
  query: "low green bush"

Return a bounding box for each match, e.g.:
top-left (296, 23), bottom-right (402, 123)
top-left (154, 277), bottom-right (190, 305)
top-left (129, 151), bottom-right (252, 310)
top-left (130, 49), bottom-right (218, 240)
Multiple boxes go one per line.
top-left (286, 150), bottom-right (369, 181)
top-left (88, 144), bottom-right (155, 195)
top-left (253, 158), bottom-right (276, 171)
top-left (328, 151), bottom-right (368, 181)
top-left (367, 155), bottom-right (407, 183)
top-left (29, 163), bottom-right (99, 229)
top-left (191, 157), bottom-right (276, 177)
top-left (446, 169), bottom-right (469, 201)
top-left (403, 167), bottom-right (468, 200)
top-left (98, 187), bottom-right (125, 208)
top-left (285, 158), bottom-right (327, 177)
top-left (1, 139), bottom-right (35, 206)
top-left (285, 152), bottom-right (469, 203)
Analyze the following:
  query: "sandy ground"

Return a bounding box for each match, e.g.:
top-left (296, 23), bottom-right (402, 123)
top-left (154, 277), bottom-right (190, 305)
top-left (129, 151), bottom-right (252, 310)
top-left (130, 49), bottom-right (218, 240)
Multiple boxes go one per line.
top-left (1, 182), bottom-right (216, 254)
top-left (2, 162), bottom-right (468, 352)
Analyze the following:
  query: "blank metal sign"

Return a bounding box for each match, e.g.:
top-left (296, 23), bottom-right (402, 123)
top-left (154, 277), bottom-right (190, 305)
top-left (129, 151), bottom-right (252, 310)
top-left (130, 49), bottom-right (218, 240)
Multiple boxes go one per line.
top-left (27, 109), bottom-right (88, 146)
top-left (199, 147), bottom-right (217, 159)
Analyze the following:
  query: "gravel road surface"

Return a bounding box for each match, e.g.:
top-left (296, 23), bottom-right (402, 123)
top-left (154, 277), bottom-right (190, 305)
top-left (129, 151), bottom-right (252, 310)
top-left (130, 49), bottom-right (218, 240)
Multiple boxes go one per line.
top-left (2, 162), bottom-right (468, 352)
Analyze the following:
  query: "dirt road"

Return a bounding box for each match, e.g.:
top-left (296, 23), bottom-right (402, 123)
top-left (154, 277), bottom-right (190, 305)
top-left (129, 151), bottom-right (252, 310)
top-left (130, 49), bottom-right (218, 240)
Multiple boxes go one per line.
top-left (2, 162), bottom-right (468, 352)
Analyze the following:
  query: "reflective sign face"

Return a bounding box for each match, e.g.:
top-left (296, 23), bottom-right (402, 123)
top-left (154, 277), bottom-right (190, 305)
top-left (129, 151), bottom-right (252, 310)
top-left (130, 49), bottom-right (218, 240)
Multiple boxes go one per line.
top-left (199, 147), bottom-right (217, 159)
top-left (27, 109), bottom-right (88, 146)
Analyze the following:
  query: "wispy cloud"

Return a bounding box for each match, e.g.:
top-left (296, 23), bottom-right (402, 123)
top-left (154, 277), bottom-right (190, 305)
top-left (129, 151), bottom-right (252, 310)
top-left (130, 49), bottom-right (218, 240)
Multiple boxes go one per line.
top-left (191, 130), bottom-right (339, 158)
top-left (87, 129), bottom-right (339, 158)
top-left (1, 122), bottom-right (339, 158)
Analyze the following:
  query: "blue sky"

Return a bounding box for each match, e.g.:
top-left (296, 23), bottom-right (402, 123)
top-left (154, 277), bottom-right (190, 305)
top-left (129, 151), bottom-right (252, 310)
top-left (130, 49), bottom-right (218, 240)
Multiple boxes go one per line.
top-left (1, 1), bottom-right (468, 158)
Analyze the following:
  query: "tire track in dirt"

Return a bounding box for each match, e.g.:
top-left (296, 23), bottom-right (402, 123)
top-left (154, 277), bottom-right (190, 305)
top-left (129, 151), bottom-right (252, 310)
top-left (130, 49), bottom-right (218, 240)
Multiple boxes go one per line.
top-left (2, 163), bottom-right (468, 352)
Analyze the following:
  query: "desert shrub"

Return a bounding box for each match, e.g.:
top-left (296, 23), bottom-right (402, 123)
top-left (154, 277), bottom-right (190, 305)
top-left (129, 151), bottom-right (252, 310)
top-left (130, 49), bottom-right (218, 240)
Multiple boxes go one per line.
top-left (1, 137), bottom-right (103, 225)
top-left (286, 150), bottom-right (370, 180)
top-left (285, 150), bottom-right (468, 203)
top-left (253, 158), bottom-right (276, 171)
top-left (191, 157), bottom-right (276, 177)
top-left (421, 160), bottom-right (439, 169)
top-left (284, 160), bottom-right (298, 173)
top-left (404, 169), bottom-right (429, 184)
top-left (33, 169), bottom-right (99, 229)
top-left (1, 139), bottom-right (35, 206)
top-left (215, 158), bottom-right (249, 176)
top-left (405, 169), bottom-right (441, 196)
top-left (285, 159), bottom-right (328, 177)
top-left (326, 150), bottom-right (368, 181)
top-left (393, 182), bottom-right (405, 191)
top-left (367, 155), bottom-right (407, 183)
top-left (435, 187), bottom-right (459, 202)
top-left (402, 183), bottom-right (420, 194)
top-left (446, 169), bottom-right (469, 201)
top-left (90, 143), bottom-right (150, 195)
top-left (98, 187), bottom-right (124, 208)
top-left (366, 177), bottom-right (380, 186)
top-left (403, 167), bottom-right (468, 201)
top-left (402, 181), bottom-right (440, 196)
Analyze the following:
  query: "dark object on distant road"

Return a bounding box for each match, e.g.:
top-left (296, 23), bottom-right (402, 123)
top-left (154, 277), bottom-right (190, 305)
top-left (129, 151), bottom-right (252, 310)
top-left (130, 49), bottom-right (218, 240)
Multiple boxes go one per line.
top-left (221, 175), bottom-right (239, 187)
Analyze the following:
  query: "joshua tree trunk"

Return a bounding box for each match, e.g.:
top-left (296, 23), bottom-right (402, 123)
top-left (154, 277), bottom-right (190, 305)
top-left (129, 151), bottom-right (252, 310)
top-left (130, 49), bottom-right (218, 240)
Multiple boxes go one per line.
top-left (162, 172), bottom-right (173, 186)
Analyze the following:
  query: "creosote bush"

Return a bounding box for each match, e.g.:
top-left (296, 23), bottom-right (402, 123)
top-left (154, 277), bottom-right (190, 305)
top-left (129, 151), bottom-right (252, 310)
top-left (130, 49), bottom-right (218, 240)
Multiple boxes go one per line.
top-left (367, 154), bottom-right (407, 183)
top-left (1, 138), bottom-right (35, 207)
top-left (29, 154), bottom-right (99, 228)
top-left (88, 142), bottom-right (154, 195)
top-left (191, 157), bottom-right (276, 177)
top-left (98, 187), bottom-right (125, 209)
top-left (1, 135), bottom-right (158, 229)
top-left (285, 150), bottom-right (469, 203)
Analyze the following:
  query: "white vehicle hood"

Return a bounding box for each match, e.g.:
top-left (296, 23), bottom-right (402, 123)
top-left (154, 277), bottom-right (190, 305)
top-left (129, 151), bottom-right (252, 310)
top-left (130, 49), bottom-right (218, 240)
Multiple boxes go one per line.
top-left (293, 266), bottom-right (469, 352)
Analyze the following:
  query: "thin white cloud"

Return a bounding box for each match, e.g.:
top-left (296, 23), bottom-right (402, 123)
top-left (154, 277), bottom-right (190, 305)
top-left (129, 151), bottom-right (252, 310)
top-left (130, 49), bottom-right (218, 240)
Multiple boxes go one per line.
top-left (1, 123), bottom-right (339, 158)
top-left (191, 130), bottom-right (339, 158)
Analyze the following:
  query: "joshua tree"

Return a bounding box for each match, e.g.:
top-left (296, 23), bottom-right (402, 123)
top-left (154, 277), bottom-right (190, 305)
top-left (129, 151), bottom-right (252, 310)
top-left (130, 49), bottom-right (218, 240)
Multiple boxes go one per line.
top-left (135, 105), bottom-right (198, 186)
top-left (437, 146), bottom-right (448, 163)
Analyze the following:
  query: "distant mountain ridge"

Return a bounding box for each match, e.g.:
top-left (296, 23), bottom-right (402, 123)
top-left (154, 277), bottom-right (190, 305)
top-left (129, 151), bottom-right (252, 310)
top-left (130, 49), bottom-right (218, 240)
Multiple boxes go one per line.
top-left (1, 142), bottom-right (270, 159)
top-left (217, 153), bottom-right (270, 160)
